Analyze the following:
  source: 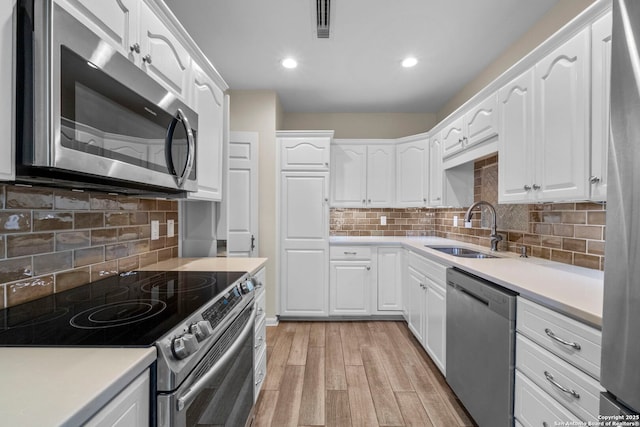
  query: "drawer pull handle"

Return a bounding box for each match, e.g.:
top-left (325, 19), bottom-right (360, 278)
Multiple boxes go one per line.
top-left (544, 328), bottom-right (581, 350)
top-left (544, 371), bottom-right (580, 399)
top-left (344, 251), bottom-right (357, 255)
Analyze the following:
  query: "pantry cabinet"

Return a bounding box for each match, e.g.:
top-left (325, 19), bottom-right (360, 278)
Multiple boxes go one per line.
top-left (590, 11), bottom-right (612, 201)
top-left (0, 0), bottom-right (14, 180)
top-left (331, 141), bottom-right (394, 207)
top-left (395, 137), bottom-right (429, 207)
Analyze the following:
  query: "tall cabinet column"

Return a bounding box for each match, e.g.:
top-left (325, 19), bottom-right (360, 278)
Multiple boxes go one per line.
top-left (277, 131), bottom-right (333, 317)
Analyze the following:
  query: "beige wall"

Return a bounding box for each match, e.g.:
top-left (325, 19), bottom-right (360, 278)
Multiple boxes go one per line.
top-left (229, 90), bottom-right (279, 318)
top-left (437, 0), bottom-right (596, 122)
top-left (281, 112), bottom-right (436, 138)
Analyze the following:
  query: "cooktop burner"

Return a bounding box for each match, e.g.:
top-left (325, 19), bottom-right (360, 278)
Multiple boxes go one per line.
top-left (0, 270), bottom-right (246, 346)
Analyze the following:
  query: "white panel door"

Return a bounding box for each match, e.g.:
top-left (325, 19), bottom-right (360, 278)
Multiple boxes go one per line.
top-left (396, 139), bottom-right (428, 207)
top-left (366, 145), bottom-right (395, 207)
top-left (330, 144), bottom-right (366, 207)
top-left (282, 249), bottom-right (328, 315)
top-left (428, 136), bottom-right (443, 206)
top-left (406, 266), bottom-right (425, 344)
top-left (330, 261), bottom-right (371, 315)
top-left (188, 62), bottom-right (225, 201)
top-left (139, 2), bottom-right (190, 99)
top-left (535, 28), bottom-right (590, 202)
top-left (590, 12), bottom-right (612, 201)
top-left (498, 69), bottom-right (535, 203)
top-left (465, 93), bottom-right (499, 148)
top-left (281, 173), bottom-right (328, 242)
top-left (0, 0), bottom-right (14, 180)
top-left (227, 132), bottom-right (258, 257)
top-left (377, 247), bottom-right (402, 311)
top-left (425, 280), bottom-right (446, 374)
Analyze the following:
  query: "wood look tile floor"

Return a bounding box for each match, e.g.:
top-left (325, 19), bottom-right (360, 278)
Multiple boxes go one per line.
top-left (253, 321), bottom-right (476, 427)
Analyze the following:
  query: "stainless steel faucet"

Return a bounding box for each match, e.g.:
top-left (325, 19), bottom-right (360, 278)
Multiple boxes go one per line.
top-left (464, 200), bottom-right (503, 251)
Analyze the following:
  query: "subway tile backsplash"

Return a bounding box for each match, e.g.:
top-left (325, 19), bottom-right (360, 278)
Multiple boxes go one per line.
top-left (331, 155), bottom-right (606, 271)
top-left (0, 184), bottom-right (179, 308)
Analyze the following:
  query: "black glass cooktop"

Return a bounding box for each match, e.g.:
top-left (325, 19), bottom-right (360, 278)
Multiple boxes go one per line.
top-left (0, 270), bottom-right (246, 347)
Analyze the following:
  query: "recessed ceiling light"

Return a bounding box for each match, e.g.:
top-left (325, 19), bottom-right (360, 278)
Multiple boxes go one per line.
top-left (281, 58), bottom-right (298, 69)
top-left (401, 57), bottom-right (418, 68)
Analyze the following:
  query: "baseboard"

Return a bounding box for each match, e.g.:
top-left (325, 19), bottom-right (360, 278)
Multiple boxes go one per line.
top-left (266, 317), bottom-right (279, 327)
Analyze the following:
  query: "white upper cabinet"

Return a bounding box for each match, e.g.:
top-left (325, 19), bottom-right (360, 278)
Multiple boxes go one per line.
top-left (499, 28), bottom-right (591, 203)
top-left (590, 11), bottom-right (612, 201)
top-left (498, 69), bottom-right (535, 203)
top-left (396, 138), bottom-right (429, 207)
top-left (534, 27), bottom-right (590, 202)
top-left (186, 62), bottom-right (225, 201)
top-left (0, 0), bottom-right (14, 180)
top-left (441, 117), bottom-right (465, 158)
top-left (139, 2), bottom-right (191, 99)
top-left (428, 136), bottom-right (443, 206)
top-left (331, 141), bottom-right (394, 207)
top-left (281, 136), bottom-right (331, 171)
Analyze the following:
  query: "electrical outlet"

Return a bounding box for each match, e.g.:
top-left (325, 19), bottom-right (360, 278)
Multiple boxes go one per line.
top-left (151, 220), bottom-right (160, 240)
top-left (380, 215), bottom-right (387, 226)
top-left (167, 219), bottom-right (175, 238)
top-left (465, 221), bottom-right (473, 228)
top-left (453, 215), bottom-right (458, 227)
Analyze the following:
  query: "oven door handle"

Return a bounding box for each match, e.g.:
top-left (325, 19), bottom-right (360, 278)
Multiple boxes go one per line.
top-left (176, 307), bottom-right (256, 412)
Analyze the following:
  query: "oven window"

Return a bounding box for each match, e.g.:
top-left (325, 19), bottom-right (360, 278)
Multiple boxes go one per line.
top-left (59, 46), bottom-right (195, 179)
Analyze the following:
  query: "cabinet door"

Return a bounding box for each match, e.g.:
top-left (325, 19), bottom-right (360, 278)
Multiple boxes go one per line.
top-left (281, 137), bottom-right (330, 170)
top-left (377, 247), bottom-right (402, 311)
top-left (188, 62), bottom-right (224, 201)
top-left (406, 266), bottom-right (426, 344)
top-left (330, 144), bottom-right (367, 207)
top-left (396, 139), bottom-right (428, 207)
top-left (57, 0), bottom-right (139, 60)
top-left (139, 2), bottom-right (191, 99)
top-left (590, 12), bottom-right (612, 201)
top-left (330, 261), bottom-right (371, 315)
top-left (366, 145), bottom-right (395, 207)
top-left (498, 69), bottom-right (535, 203)
top-left (425, 280), bottom-right (446, 375)
top-left (534, 28), bottom-right (590, 202)
top-left (428, 136), bottom-right (443, 206)
top-left (441, 117), bottom-right (465, 158)
top-left (85, 370), bottom-right (150, 427)
top-left (465, 93), bottom-right (499, 147)
top-left (0, 0), bottom-right (14, 180)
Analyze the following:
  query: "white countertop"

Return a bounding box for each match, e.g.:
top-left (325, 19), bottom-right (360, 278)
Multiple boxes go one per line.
top-left (330, 236), bottom-right (604, 328)
top-left (0, 347), bottom-right (156, 427)
top-left (139, 257), bottom-right (268, 275)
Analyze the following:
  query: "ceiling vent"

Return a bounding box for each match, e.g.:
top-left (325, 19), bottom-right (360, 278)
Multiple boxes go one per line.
top-left (316, 0), bottom-right (331, 38)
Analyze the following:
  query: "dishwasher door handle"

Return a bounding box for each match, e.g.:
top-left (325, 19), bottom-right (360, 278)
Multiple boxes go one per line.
top-left (456, 285), bottom-right (489, 306)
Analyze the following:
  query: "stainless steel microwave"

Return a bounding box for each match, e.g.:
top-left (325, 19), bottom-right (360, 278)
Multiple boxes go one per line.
top-left (16, 0), bottom-right (198, 194)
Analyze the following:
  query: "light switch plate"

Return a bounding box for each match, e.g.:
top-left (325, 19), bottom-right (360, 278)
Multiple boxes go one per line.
top-left (453, 215), bottom-right (458, 227)
top-left (151, 220), bottom-right (160, 240)
top-left (167, 219), bottom-right (175, 238)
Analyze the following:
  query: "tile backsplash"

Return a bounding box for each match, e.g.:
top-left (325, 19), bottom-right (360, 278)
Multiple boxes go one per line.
top-left (331, 155), bottom-right (606, 270)
top-left (0, 184), bottom-right (179, 308)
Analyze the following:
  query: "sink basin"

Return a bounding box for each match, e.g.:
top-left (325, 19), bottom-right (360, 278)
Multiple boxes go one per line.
top-left (426, 246), bottom-right (498, 259)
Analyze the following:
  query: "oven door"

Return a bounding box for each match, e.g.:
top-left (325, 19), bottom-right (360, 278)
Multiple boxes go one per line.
top-left (157, 304), bottom-right (256, 427)
top-left (25, 1), bottom-right (198, 192)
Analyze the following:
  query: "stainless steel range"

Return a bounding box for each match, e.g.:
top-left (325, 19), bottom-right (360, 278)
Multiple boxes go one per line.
top-left (0, 270), bottom-right (257, 427)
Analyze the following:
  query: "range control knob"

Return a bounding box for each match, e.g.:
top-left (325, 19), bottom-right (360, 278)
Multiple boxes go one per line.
top-left (171, 333), bottom-right (199, 360)
top-left (239, 280), bottom-right (254, 295)
top-left (189, 320), bottom-right (214, 342)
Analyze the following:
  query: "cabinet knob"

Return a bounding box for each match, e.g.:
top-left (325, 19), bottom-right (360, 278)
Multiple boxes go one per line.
top-left (324, 162), bottom-right (329, 167)
top-left (129, 43), bottom-right (140, 54)
top-left (362, 199), bottom-right (366, 204)
top-left (523, 184), bottom-right (532, 191)
top-left (435, 197), bottom-right (441, 201)
top-left (462, 136), bottom-right (468, 144)
top-left (368, 199), bottom-right (371, 203)
top-left (532, 184), bottom-right (541, 190)
top-left (589, 175), bottom-right (600, 184)
top-left (366, 266), bottom-right (371, 271)
top-left (324, 198), bottom-right (329, 202)
top-left (142, 54), bottom-right (152, 64)
top-left (423, 198), bottom-right (427, 202)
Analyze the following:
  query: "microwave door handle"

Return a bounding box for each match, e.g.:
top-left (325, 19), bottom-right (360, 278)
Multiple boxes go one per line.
top-left (165, 108), bottom-right (195, 188)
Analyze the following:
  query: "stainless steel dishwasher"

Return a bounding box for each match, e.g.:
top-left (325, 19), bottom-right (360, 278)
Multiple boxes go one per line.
top-left (446, 267), bottom-right (517, 427)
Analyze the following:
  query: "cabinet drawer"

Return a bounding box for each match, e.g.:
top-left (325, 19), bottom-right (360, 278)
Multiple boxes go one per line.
top-left (515, 370), bottom-right (582, 427)
top-left (254, 348), bottom-right (267, 402)
top-left (255, 290), bottom-right (266, 325)
top-left (517, 334), bottom-right (603, 422)
top-left (517, 298), bottom-right (601, 379)
top-left (408, 251), bottom-right (446, 283)
top-left (330, 245), bottom-right (372, 260)
top-left (254, 316), bottom-right (266, 362)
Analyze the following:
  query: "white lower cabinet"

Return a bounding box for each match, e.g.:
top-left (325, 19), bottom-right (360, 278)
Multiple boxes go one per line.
top-left (85, 369), bottom-right (150, 427)
top-left (330, 260), bottom-right (371, 315)
top-left (404, 250), bottom-right (447, 375)
top-left (377, 246), bottom-right (403, 311)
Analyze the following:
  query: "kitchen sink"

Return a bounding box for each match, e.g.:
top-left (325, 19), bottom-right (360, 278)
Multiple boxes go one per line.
top-left (426, 246), bottom-right (498, 259)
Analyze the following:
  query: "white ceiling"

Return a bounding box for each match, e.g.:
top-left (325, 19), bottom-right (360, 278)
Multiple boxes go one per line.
top-left (165, 0), bottom-right (559, 113)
